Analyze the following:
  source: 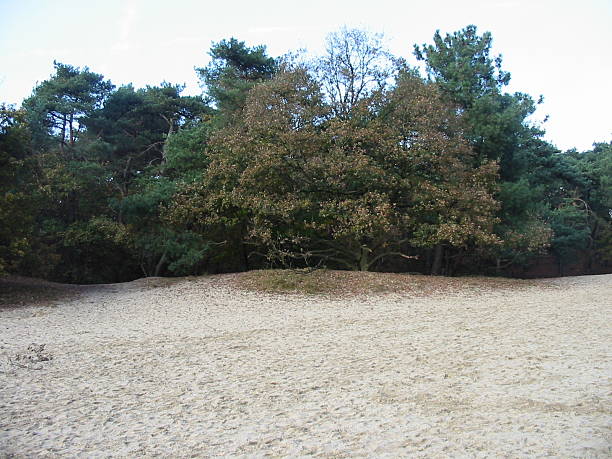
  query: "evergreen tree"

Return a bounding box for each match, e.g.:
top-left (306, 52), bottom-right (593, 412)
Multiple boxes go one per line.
top-left (0, 106), bottom-right (38, 274)
top-left (415, 26), bottom-right (555, 270)
top-left (196, 38), bottom-right (277, 124)
top-left (23, 62), bottom-right (114, 153)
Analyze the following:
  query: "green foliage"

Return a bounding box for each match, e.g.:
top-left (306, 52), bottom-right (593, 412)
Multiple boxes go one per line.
top-left (593, 221), bottom-right (612, 265)
top-left (567, 142), bottom-right (612, 215)
top-left (414, 25), bottom-right (510, 108)
top-left (415, 24), bottom-right (543, 170)
top-left (549, 200), bottom-right (592, 263)
top-left (164, 122), bottom-right (212, 180)
top-left (196, 38), bottom-right (277, 123)
top-left (59, 217), bottom-right (137, 283)
top-left (561, 142), bottom-right (612, 265)
top-left (120, 176), bottom-right (211, 277)
top-left (171, 65), bottom-right (500, 271)
top-left (493, 179), bottom-right (551, 262)
top-left (23, 62), bottom-right (114, 150)
top-left (0, 106), bottom-right (38, 274)
top-left (83, 84), bottom-right (208, 194)
top-left (1, 28), bottom-right (608, 282)
top-left (415, 25), bottom-right (559, 271)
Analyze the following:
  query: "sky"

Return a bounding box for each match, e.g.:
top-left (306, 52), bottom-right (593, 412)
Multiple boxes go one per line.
top-left (0, 0), bottom-right (610, 151)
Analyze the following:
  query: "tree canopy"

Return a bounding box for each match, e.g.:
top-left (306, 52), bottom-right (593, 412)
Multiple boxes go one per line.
top-left (1, 27), bottom-right (609, 282)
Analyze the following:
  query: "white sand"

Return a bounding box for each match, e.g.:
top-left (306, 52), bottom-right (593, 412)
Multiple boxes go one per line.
top-left (1, 273), bottom-right (610, 458)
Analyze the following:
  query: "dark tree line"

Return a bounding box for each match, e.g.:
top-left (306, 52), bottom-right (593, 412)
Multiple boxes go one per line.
top-left (1, 26), bottom-right (610, 283)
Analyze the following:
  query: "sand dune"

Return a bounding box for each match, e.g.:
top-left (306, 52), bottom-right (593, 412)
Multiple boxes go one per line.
top-left (1, 273), bottom-right (610, 457)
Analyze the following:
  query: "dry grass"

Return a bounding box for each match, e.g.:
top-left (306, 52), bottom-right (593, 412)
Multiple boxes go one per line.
top-left (130, 276), bottom-right (192, 289)
top-left (0, 276), bottom-right (190, 310)
top-left (0, 270), bottom-right (551, 310)
top-left (0, 276), bottom-right (79, 310)
top-left (233, 269), bottom-right (546, 297)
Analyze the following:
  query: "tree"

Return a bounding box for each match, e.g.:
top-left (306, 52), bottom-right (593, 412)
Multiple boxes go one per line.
top-left (387, 71), bottom-right (500, 274)
top-left (17, 65), bottom-right (210, 282)
top-left (58, 216), bottom-right (136, 283)
top-left (163, 122), bottom-right (212, 180)
top-left (119, 176), bottom-right (211, 277)
top-left (568, 142), bottom-right (612, 218)
top-left (414, 25), bottom-right (542, 170)
top-left (315, 27), bottom-right (397, 119)
top-left (562, 142), bottom-right (612, 269)
top-left (170, 65), bottom-right (500, 272)
top-left (415, 26), bottom-right (555, 271)
top-left (0, 106), bottom-right (38, 274)
top-left (196, 38), bottom-right (277, 123)
top-left (414, 25), bottom-right (510, 109)
top-left (83, 84), bottom-right (208, 205)
top-left (79, 83), bottom-right (210, 275)
top-left (23, 62), bottom-right (114, 153)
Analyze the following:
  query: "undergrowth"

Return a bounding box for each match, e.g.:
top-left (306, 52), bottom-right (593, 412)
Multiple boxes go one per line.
top-left (235, 269), bottom-right (544, 297)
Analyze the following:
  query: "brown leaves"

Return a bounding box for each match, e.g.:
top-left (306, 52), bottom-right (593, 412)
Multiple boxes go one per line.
top-left (168, 66), bottom-right (502, 270)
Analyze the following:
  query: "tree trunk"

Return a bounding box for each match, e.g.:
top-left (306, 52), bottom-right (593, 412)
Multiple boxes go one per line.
top-left (240, 238), bottom-right (249, 272)
top-left (60, 116), bottom-right (67, 152)
top-left (161, 115), bottom-right (174, 164)
top-left (115, 184), bottom-right (127, 225)
top-left (431, 244), bottom-right (444, 275)
top-left (69, 113), bottom-right (74, 147)
top-left (154, 250), bottom-right (168, 277)
top-left (359, 247), bottom-right (369, 271)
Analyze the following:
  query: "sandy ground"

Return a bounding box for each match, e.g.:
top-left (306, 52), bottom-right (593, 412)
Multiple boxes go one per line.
top-left (0, 273), bottom-right (610, 458)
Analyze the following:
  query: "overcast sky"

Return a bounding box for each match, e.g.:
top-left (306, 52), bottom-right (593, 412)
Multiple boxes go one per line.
top-left (0, 0), bottom-right (610, 151)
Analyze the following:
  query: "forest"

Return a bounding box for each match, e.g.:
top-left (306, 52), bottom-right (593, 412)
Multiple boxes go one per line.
top-left (1, 25), bottom-right (610, 284)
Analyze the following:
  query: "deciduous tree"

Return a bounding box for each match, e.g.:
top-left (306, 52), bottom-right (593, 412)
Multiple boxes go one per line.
top-left (171, 65), bottom-right (500, 271)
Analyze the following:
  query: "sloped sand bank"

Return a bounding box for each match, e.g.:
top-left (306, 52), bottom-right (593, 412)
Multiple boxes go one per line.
top-left (1, 273), bottom-right (610, 457)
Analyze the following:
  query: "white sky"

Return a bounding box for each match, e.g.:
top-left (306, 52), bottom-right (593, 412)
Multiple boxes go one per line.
top-left (0, 0), bottom-right (610, 151)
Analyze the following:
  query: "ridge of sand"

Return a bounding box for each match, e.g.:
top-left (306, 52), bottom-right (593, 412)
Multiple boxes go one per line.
top-left (1, 273), bottom-right (610, 457)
